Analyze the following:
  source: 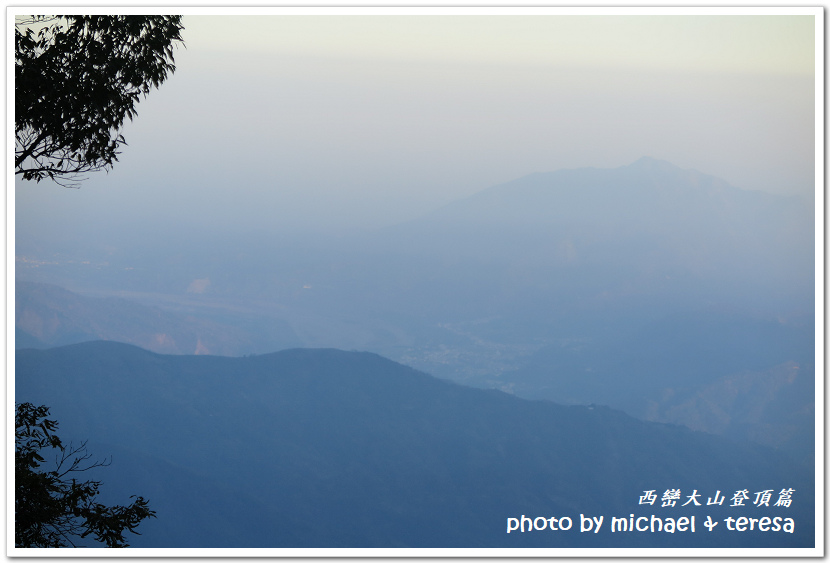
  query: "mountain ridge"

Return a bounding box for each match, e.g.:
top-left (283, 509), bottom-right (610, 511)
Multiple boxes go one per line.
top-left (15, 340), bottom-right (814, 548)
top-left (16, 158), bottom-right (815, 517)
top-left (389, 157), bottom-right (804, 233)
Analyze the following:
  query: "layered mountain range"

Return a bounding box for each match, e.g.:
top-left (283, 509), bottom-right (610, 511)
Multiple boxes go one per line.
top-left (16, 341), bottom-right (814, 548)
top-left (17, 159), bottom-right (815, 464)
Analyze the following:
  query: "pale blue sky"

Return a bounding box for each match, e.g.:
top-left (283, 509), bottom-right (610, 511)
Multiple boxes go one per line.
top-left (16, 10), bottom-right (818, 239)
top-left (186, 14), bottom-right (814, 75)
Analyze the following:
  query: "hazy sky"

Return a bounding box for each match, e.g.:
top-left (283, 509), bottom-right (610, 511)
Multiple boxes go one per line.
top-left (15, 9), bottom-right (818, 241)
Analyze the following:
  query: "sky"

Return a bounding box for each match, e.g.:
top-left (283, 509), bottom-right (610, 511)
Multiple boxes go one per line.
top-left (15, 9), bottom-right (818, 242)
top-left (10, 12), bottom-right (822, 550)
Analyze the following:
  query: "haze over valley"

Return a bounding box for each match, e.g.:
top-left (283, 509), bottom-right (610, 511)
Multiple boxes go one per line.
top-left (14, 12), bottom-right (817, 550)
top-left (17, 158), bottom-right (815, 464)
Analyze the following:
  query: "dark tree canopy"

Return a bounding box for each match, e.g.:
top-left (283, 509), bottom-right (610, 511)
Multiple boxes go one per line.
top-left (15, 15), bottom-right (184, 187)
top-left (15, 403), bottom-right (156, 548)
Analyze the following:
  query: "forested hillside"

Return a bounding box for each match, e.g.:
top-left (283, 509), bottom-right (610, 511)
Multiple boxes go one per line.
top-left (16, 341), bottom-right (813, 548)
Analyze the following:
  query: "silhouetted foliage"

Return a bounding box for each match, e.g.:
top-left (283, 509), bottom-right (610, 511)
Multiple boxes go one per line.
top-left (15, 15), bottom-right (184, 187)
top-left (15, 402), bottom-right (155, 547)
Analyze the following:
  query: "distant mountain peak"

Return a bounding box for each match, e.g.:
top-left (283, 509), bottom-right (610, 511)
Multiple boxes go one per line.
top-left (630, 155), bottom-right (672, 166)
top-left (626, 156), bottom-right (686, 173)
top-left (617, 156), bottom-right (742, 194)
